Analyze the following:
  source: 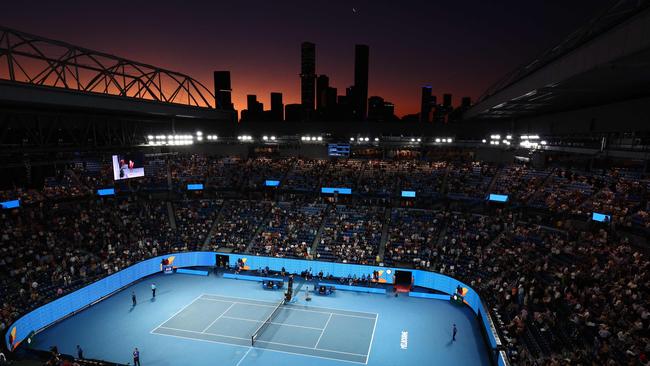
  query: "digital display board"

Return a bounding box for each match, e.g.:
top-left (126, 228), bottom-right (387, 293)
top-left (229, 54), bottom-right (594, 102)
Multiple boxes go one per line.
top-left (187, 183), bottom-right (204, 191)
top-left (401, 190), bottom-right (416, 198)
top-left (321, 187), bottom-right (352, 195)
top-left (488, 194), bottom-right (508, 202)
top-left (112, 153), bottom-right (145, 180)
top-left (592, 212), bottom-right (611, 222)
top-left (96, 188), bottom-right (115, 196)
top-left (0, 199), bottom-right (20, 209)
top-left (265, 180), bottom-right (280, 187)
top-left (328, 144), bottom-right (351, 157)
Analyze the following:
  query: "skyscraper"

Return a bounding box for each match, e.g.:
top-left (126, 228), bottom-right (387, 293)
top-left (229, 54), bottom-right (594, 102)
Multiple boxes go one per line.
top-left (241, 94), bottom-right (263, 121)
top-left (325, 87), bottom-right (337, 110)
top-left (247, 94), bottom-right (258, 112)
top-left (213, 71), bottom-right (233, 110)
top-left (271, 92), bottom-right (283, 121)
top-left (420, 86), bottom-right (432, 123)
top-left (300, 42), bottom-right (316, 117)
top-left (443, 93), bottom-right (452, 108)
top-left (368, 96), bottom-right (384, 121)
top-left (353, 44), bottom-right (369, 121)
top-left (316, 75), bottom-right (329, 111)
top-left (461, 96), bottom-right (471, 108)
top-left (384, 102), bottom-right (395, 120)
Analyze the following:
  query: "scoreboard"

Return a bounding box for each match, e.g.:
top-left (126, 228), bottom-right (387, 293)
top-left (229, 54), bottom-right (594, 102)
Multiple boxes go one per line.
top-left (328, 144), bottom-right (350, 157)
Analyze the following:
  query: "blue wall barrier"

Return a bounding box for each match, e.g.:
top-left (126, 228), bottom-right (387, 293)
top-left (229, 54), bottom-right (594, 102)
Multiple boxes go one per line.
top-left (5, 252), bottom-right (506, 365)
top-left (175, 268), bottom-right (209, 276)
top-left (408, 292), bottom-right (450, 301)
top-left (5, 252), bottom-right (215, 350)
top-left (222, 273), bottom-right (281, 282)
top-left (323, 283), bottom-right (386, 294)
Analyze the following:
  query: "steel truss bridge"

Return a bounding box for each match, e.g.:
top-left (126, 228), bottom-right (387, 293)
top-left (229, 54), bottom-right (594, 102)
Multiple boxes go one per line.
top-left (0, 25), bottom-right (234, 152)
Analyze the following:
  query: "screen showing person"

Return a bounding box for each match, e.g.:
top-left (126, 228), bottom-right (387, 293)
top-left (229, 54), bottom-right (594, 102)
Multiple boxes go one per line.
top-left (112, 154), bottom-right (145, 180)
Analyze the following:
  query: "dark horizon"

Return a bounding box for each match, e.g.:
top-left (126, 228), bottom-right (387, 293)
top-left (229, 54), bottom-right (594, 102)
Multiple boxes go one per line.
top-left (1, 0), bottom-right (614, 117)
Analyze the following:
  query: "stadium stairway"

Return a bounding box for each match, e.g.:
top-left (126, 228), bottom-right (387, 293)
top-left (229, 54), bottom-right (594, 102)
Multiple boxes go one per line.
top-left (486, 167), bottom-right (504, 194)
top-left (310, 204), bottom-right (333, 255)
top-left (441, 164), bottom-right (452, 194)
top-left (65, 168), bottom-right (88, 193)
top-left (166, 160), bottom-right (172, 190)
top-left (203, 202), bottom-right (230, 252)
top-left (243, 203), bottom-right (273, 253)
top-left (202, 204), bottom-right (225, 250)
top-left (376, 207), bottom-right (391, 262)
top-left (527, 168), bottom-right (556, 206)
top-left (166, 202), bottom-right (176, 230)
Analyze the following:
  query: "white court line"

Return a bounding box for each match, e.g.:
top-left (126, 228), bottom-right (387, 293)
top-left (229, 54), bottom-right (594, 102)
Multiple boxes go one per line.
top-left (152, 294), bottom-right (204, 332)
top-left (221, 315), bottom-right (325, 331)
top-left (198, 297), bottom-right (276, 308)
top-left (155, 325), bottom-right (367, 357)
top-left (155, 293), bottom-right (372, 362)
top-left (157, 326), bottom-right (248, 340)
top-left (201, 302), bottom-right (236, 333)
top-left (254, 339), bottom-right (367, 357)
top-left (364, 313), bottom-right (379, 365)
top-left (314, 313), bottom-right (333, 349)
top-left (235, 347), bottom-right (252, 366)
top-left (201, 293), bottom-right (378, 319)
top-left (149, 329), bottom-right (366, 365)
top-left (200, 295), bottom-right (375, 320)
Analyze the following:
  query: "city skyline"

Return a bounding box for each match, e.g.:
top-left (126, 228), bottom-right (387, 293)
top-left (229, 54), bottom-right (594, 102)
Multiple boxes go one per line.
top-left (1, 0), bottom-right (613, 117)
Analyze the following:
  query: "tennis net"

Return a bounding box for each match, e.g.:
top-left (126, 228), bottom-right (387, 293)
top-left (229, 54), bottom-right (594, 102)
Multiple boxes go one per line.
top-left (251, 298), bottom-right (286, 346)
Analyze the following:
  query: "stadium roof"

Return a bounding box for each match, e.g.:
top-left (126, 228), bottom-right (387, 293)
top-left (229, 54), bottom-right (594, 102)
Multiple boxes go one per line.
top-left (465, 0), bottom-right (650, 120)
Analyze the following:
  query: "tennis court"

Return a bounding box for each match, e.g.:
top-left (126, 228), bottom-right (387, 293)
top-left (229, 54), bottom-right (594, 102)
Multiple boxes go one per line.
top-left (150, 293), bottom-right (377, 364)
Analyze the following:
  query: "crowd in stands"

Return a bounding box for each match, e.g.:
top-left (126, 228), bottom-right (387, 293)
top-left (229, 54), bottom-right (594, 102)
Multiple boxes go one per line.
top-left (492, 166), bottom-right (549, 204)
top-left (316, 205), bottom-right (384, 265)
top-left (1, 154), bottom-right (650, 365)
top-left (206, 200), bottom-right (272, 253)
top-left (172, 199), bottom-right (221, 251)
top-left (0, 196), bottom-right (175, 342)
top-left (249, 202), bottom-right (326, 259)
top-left (384, 208), bottom-right (444, 267)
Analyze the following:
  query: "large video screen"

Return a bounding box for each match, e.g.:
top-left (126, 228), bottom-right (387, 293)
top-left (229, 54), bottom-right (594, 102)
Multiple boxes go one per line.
top-left (112, 154), bottom-right (145, 180)
top-left (328, 144), bottom-right (350, 157)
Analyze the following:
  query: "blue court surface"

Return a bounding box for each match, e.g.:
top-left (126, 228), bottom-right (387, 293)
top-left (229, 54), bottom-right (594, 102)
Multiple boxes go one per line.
top-left (30, 272), bottom-right (491, 366)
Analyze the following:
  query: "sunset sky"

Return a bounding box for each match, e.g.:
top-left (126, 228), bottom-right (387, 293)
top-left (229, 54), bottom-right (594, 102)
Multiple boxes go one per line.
top-left (1, 0), bottom-right (613, 117)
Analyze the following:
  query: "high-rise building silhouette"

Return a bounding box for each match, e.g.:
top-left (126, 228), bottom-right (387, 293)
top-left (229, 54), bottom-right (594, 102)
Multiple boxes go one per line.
top-left (316, 75), bottom-right (329, 111)
top-left (461, 96), bottom-right (471, 108)
top-left (368, 96), bottom-right (396, 122)
top-left (213, 71), bottom-right (233, 110)
top-left (241, 94), bottom-right (263, 121)
top-left (325, 87), bottom-right (337, 110)
top-left (353, 44), bottom-right (369, 121)
top-left (384, 101), bottom-right (395, 119)
top-left (285, 104), bottom-right (303, 122)
top-left (300, 42), bottom-right (316, 117)
top-left (420, 86), bottom-right (432, 122)
top-left (443, 93), bottom-right (452, 107)
top-left (271, 92), bottom-right (283, 121)
top-left (247, 95), bottom-right (258, 112)
top-left (368, 96), bottom-right (384, 121)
